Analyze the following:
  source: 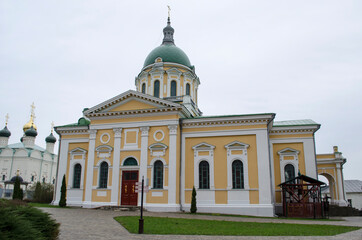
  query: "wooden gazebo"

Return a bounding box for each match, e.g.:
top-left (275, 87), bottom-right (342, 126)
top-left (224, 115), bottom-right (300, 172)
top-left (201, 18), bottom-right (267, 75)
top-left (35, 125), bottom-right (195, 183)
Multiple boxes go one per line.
top-left (279, 174), bottom-right (326, 218)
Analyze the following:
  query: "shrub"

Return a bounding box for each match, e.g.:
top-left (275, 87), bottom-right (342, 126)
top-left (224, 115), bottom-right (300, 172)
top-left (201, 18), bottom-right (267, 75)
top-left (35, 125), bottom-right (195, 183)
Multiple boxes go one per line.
top-left (0, 199), bottom-right (59, 240)
top-left (30, 182), bottom-right (54, 203)
top-left (12, 177), bottom-right (23, 200)
top-left (190, 186), bottom-right (197, 213)
top-left (59, 175), bottom-right (66, 207)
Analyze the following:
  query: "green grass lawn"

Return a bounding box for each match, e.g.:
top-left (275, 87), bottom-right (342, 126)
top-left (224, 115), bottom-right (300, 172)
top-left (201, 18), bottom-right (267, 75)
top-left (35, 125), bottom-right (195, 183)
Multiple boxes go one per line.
top-left (115, 216), bottom-right (360, 236)
top-left (189, 212), bottom-right (342, 221)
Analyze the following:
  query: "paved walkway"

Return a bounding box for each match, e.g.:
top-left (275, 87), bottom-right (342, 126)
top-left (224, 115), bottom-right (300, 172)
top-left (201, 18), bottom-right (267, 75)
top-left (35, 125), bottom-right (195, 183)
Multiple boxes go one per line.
top-left (41, 208), bottom-right (362, 240)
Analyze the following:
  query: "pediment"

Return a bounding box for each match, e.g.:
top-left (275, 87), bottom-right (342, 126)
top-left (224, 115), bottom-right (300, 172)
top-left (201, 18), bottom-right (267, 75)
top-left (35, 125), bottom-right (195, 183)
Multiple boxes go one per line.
top-left (84, 90), bottom-right (181, 116)
top-left (225, 141), bottom-right (249, 149)
top-left (278, 148), bottom-right (300, 155)
top-left (70, 147), bottom-right (87, 154)
top-left (192, 142), bottom-right (215, 150)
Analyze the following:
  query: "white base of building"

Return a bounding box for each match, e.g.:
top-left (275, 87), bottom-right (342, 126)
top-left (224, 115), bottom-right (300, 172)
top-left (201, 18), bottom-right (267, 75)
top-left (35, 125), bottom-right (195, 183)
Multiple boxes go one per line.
top-left (182, 204), bottom-right (275, 217)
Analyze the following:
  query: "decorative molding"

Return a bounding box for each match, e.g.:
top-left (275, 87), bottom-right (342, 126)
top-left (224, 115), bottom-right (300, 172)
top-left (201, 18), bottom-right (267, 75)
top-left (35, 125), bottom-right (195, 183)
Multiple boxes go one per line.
top-left (182, 119), bottom-right (269, 128)
top-left (113, 128), bottom-right (122, 138)
top-left (153, 130), bottom-right (165, 142)
top-left (100, 133), bottom-right (110, 144)
top-left (149, 143), bottom-right (168, 157)
top-left (89, 129), bottom-right (97, 140)
top-left (95, 145), bottom-right (113, 158)
top-left (140, 126), bottom-right (150, 137)
top-left (168, 124), bottom-right (178, 135)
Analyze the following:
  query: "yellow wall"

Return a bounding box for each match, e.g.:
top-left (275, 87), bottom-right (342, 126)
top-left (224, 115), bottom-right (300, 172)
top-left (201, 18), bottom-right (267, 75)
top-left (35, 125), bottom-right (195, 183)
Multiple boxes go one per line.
top-left (215, 191), bottom-right (227, 204)
top-left (146, 190), bottom-right (168, 203)
top-left (273, 142), bottom-right (306, 203)
top-left (182, 124), bottom-right (267, 133)
top-left (92, 190), bottom-right (111, 202)
top-left (269, 133), bottom-right (313, 139)
top-left (184, 135), bottom-right (258, 203)
top-left (110, 100), bottom-right (157, 111)
top-left (67, 142), bottom-right (89, 201)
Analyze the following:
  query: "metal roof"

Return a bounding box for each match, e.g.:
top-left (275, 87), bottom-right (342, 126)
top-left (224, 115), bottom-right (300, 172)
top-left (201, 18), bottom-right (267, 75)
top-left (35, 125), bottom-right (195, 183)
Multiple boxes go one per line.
top-left (273, 119), bottom-right (319, 127)
top-left (345, 180), bottom-right (362, 193)
top-left (6, 142), bottom-right (46, 152)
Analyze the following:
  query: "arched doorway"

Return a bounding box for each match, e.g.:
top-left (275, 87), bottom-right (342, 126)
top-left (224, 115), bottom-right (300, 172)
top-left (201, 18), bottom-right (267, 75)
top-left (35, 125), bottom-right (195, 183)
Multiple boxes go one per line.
top-left (319, 173), bottom-right (336, 204)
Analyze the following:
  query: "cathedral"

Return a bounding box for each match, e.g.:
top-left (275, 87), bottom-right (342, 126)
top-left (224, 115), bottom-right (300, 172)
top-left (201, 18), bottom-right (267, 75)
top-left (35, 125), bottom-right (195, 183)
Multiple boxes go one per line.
top-left (0, 106), bottom-right (58, 197)
top-left (53, 16), bottom-right (347, 216)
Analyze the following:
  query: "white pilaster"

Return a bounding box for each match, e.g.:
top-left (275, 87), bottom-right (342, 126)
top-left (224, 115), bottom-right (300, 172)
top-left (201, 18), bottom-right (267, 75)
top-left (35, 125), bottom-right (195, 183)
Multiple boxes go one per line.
top-left (256, 130), bottom-right (273, 205)
top-left (53, 139), bottom-right (68, 205)
top-left (83, 129), bottom-right (97, 207)
top-left (139, 126), bottom-right (149, 205)
top-left (168, 124), bottom-right (178, 205)
top-left (336, 163), bottom-right (348, 206)
top-left (303, 138), bottom-right (317, 178)
top-left (111, 128), bottom-right (122, 205)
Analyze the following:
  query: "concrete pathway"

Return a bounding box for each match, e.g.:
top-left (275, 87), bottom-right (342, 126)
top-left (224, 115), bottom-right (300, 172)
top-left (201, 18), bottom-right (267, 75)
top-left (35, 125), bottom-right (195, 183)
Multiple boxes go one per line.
top-left (41, 208), bottom-right (362, 240)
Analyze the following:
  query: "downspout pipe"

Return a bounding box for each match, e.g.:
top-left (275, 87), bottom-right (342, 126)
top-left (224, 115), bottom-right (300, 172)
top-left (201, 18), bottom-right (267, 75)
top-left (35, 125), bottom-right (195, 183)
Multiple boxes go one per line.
top-left (179, 118), bottom-right (183, 212)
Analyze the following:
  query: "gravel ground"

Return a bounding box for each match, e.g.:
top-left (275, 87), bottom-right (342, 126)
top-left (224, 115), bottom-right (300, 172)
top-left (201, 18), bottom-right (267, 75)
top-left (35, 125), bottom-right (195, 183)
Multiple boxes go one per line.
top-left (41, 208), bottom-right (362, 240)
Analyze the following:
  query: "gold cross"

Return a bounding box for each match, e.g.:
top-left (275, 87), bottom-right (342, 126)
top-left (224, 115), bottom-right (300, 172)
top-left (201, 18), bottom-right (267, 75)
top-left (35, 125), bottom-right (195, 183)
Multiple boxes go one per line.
top-left (30, 102), bottom-right (36, 118)
top-left (51, 121), bottom-right (55, 132)
top-left (5, 113), bottom-right (9, 126)
top-left (167, 5), bottom-right (171, 18)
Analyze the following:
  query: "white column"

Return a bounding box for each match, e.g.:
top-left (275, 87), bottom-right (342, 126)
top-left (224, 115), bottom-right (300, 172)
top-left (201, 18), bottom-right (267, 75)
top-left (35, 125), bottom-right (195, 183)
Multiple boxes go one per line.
top-left (111, 128), bottom-right (122, 205)
top-left (139, 126), bottom-right (149, 205)
top-left (83, 129), bottom-right (97, 207)
top-left (256, 130), bottom-right (273, 205)
top-left (336, 163), bottom-right (347, 206)
top-left (168, 125), bottom-right (178, 205)
top-left (303, 138), bottom-right (317, 178)
top-left (53, 139), bottom-right (69, 205)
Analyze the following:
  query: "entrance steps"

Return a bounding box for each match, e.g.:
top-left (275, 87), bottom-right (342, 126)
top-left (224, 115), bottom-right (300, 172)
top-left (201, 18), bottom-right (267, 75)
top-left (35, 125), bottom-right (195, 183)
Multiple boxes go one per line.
top-left (97, 205), bottom-right (142, 212)
top-left (329, 205), bottom-right (361, 216)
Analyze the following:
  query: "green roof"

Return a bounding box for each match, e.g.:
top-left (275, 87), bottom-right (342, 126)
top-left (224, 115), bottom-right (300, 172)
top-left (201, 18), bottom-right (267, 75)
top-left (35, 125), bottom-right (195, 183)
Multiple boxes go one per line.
top-left (273, 119), bottom-right (320, 127)
top-left (143, 44), bottom-right (191, 68)
top-left (185, 113), bottom-right (275, 120)
top-left (6, 142), bottom-right (46, 152)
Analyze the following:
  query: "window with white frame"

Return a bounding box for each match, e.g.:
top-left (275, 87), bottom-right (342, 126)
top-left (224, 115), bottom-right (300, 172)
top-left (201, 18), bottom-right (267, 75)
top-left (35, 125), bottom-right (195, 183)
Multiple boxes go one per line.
top-left (68, 147), bottom-right (87, 189)
top-left (225, 141), bottom-right (249, 190)
top-left (278, 147), bottom-right (299, 183)
top-left (153, 160), bottom-right (163, 189)
top-left (192, 142), bottom-right (215, 190)
top-left (99, 161), bottom-right (109, 189)
top-left (73, 163), bottom-right (82, 188)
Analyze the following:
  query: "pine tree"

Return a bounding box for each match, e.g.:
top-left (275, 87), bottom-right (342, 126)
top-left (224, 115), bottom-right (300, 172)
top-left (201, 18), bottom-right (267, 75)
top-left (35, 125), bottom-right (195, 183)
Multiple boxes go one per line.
top-left (190, 186), bottom-right (197, 213)
top-left (59, 175), bottom-right (67, 207)
top-left (13, 177), bottom-right (23, 200)
top-left (34, 182), bottom-right (42, 202)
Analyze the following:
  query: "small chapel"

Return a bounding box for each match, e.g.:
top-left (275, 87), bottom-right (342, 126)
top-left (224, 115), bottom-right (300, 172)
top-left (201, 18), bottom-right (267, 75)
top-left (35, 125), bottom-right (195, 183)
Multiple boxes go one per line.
top-left (0, 106), bottom-right (58, 198)
top-left (53, 15), bottom-right (348, 216)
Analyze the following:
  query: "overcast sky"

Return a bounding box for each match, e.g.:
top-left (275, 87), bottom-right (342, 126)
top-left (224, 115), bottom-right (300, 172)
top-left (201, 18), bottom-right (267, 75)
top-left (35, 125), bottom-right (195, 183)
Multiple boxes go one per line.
top-left (1, 1), bottom-right (361, 180)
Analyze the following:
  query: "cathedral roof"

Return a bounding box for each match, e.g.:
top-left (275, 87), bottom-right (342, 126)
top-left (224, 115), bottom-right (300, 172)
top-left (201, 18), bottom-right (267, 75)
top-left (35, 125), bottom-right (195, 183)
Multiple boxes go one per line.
top-left (45, 132), bottom-right (57, 143)
top-left (0, 126), bottom-right (11, 137)
top-left (7, 142), bottom-right (46, 152)
top-left (143, 17), bottom-right (192, 68)
top-left (25, 125), bottom-right (38, 137)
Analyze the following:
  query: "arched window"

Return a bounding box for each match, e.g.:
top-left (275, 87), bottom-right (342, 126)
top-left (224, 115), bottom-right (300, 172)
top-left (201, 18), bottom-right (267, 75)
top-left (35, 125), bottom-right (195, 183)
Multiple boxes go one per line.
top-left (284, 164), bottom-right (295, 183)
top-left (31, 176), bottom-right (34, 182)
top-left (2, 175), bottom-right (5, 181)
top-left (171, 80), bottom-right (177, 96)
top-left (141, 83), bottom-right (146, 94)
top-left (123, 157), bottom-right (138, 166)
top-left (186, 83), bottom-right (190, 96)
top-left (199, 161), bottom-right (209, 189)
top-left (42, 177), bottom-right (45, 183)
top-left (154, 80), bottom-right (160, 98)
top-left (73, 163), bottom-right (82, 188)
top-left (232, 160), bottom-right (244, 189)
top-left (99, 162), bottom-right (109, 188)
top-left (153, 160), bottom-right (163, 189)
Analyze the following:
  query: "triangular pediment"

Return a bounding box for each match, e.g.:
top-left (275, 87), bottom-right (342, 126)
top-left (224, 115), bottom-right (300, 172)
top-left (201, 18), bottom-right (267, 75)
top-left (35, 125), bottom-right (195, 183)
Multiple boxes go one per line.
top-left (225, 141), bottom-right (249, 149)
top-left (192, 142), bottom-right (215, 150)
top-left (278, 148), bottom-right (300, 155)
top-left (84, 90), bottom-right (181, 116)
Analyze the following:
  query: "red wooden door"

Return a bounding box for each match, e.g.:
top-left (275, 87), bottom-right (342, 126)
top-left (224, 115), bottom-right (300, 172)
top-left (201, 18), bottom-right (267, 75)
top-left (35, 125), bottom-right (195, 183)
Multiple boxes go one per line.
top-left (121, 171), bottom-right (138, 206)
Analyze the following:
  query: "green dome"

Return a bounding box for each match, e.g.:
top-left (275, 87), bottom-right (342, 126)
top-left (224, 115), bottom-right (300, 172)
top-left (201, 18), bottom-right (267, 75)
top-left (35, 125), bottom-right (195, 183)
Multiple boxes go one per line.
top-left (25, 126), bottom-right (37, 137)
top-left (0, 126), bottom-right (11, 137)
top-left (78, 117), bottom-right (90, 126)
top-left (45, 132), bottom-right (56, 143)
top-left (144, 44), bottom-right (191, 68)
top-left (143, 17), bottom-right (191, 68)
